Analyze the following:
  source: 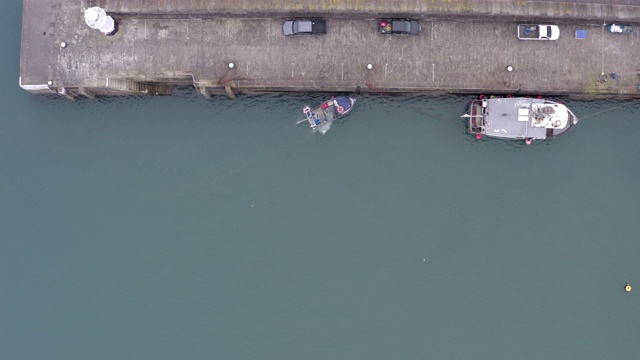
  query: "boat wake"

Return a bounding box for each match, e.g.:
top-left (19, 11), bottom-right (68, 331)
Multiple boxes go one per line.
top-left (312, 122), bottom-right (332, 135)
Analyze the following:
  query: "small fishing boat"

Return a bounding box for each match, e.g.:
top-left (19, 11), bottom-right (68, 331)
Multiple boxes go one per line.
top-left (297, 96), bottom-right (356, 128)
top-left (464, 96), bottom-right (579, 144)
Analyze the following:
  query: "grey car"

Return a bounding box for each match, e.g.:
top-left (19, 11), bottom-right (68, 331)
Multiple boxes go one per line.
top-left (378, 19), bottom-right (421, 35)
top-left (283, 19), bottom-right (327, 35)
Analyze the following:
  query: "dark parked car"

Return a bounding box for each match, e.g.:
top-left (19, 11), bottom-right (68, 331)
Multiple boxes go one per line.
top-left (282, 19), bottom-right (327, 35)
top-left (378, 19), bottom-right (421, 35)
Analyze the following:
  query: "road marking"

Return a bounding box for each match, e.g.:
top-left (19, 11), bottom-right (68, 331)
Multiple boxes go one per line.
top-left (601, 24), bottom-right (604, 75)
top-left (431, 21), bottom-right (434, 41)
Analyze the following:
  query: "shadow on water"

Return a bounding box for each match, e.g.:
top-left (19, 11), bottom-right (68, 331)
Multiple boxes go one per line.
top-left (25, 88), bottom-right (640, 155)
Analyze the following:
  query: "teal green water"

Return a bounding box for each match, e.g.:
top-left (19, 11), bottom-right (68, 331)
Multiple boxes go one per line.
top-left (3, 5), bottom-right (640, 360)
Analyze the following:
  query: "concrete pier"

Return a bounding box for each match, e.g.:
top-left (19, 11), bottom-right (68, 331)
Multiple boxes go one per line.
top-left (19, 0), bottom-right (640, 99)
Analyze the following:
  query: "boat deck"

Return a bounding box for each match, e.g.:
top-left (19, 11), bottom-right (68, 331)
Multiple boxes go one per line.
top-left (467, 97), bottom-right (577, 140)
top-left (307, 104), bottom-right (336, 127)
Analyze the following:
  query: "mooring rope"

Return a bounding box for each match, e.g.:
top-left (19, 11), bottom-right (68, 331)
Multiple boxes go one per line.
top-left (578, 105), bottom-right (625, 121)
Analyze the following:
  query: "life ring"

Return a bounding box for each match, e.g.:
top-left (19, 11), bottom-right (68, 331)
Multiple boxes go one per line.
top-left (336, 105), bottom-right (345, 113)
top-left (478, 94), bottom-right (487, 100)
top-left (553, 120), bottom-right (561, 127)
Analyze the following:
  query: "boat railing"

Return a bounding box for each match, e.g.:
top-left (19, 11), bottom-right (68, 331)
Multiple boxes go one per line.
top-left (466, 100), bottom-right (485, 133)
top-left (303, 106), bottom-right (317, 127)
top-left (567, 109), bottom-right (579, 124)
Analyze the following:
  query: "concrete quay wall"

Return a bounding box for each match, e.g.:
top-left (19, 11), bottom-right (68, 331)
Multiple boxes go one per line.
top-left (20, 0), bottom-right (640, 99)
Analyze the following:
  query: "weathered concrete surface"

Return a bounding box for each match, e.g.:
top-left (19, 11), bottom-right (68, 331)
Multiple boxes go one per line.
top-left (20, 0), bottom-right (640, 98)
top-left (103, 0), bottom-right (640, 22)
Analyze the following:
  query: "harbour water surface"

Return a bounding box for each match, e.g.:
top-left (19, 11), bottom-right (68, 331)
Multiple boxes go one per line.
top-left (3, 4), bottom-right (640, 359)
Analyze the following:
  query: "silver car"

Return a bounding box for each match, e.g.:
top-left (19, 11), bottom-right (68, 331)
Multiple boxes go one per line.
top-left (282, 19), bottom-right (327, 36)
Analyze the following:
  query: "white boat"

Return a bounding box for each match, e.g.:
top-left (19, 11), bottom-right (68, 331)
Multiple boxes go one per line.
top-left (464, 97), bottom-right (578, 144)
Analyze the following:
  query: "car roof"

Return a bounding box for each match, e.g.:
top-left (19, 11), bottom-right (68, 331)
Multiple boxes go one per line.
top-left (391, 21), bottom-right (409, 32)
top-left (296, 20), bottom-right (313, 33)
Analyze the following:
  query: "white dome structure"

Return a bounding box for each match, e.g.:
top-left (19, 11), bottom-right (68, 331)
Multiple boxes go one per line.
top-left (84, 7), bottom-right (117, 35)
